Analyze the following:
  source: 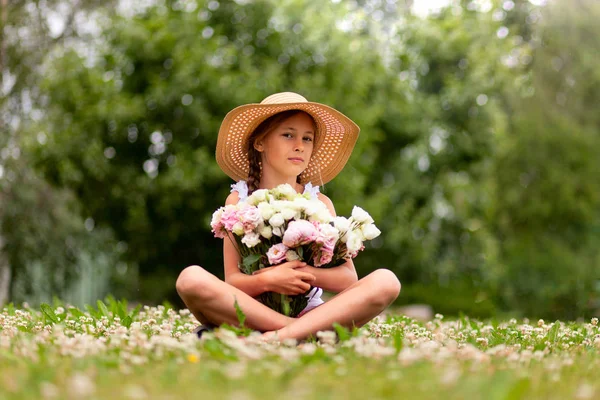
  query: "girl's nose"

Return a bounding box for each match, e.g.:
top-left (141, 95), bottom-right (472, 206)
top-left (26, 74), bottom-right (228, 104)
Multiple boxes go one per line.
top-left (294, 138), bottom-right (304, 152)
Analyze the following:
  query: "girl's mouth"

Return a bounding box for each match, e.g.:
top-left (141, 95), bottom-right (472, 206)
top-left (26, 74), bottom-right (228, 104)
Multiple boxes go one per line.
top-left (288, 157), bottom-right (304, 163)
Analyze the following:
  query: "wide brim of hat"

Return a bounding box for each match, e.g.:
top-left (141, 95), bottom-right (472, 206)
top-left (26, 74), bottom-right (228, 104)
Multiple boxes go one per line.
top-left (215, 101), bottom-right (360, 186)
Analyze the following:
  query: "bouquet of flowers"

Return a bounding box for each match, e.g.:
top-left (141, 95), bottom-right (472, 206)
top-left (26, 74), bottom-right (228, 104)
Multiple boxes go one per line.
top-left (210, 184), bottom-right (381, 317)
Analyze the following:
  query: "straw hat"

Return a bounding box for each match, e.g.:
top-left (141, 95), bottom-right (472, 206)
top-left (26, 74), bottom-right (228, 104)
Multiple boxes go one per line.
top-left (215, 92), bottom-right (360, 185)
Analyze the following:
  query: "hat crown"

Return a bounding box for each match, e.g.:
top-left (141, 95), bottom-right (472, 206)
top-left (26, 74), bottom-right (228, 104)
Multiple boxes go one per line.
top-left (260, 92), bottom-right (308, 105)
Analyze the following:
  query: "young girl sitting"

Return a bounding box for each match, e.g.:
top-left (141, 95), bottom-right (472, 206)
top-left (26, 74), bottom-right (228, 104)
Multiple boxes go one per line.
top-left (176, 92), bottom-right (401, 341)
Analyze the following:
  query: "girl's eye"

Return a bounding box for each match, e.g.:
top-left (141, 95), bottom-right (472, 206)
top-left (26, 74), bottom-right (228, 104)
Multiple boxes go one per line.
top-left (282, 133), bottom-right (293, 138)
top-left (303, 137), bottom-right (313, 142)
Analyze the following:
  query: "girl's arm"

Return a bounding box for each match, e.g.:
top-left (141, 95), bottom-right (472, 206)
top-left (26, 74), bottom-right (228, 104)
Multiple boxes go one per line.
top-left (295, 193), bottom-right (359, 293)
top-left (222, 192), bottom-right (270, 297)
top-left (222, 192), bottom-right (316, 297)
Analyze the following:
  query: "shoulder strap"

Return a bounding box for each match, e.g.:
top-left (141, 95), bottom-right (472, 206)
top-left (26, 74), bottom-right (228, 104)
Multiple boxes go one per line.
top-left (230, 181), bottom-right (249, 201)
top-left (303, 182), bottom-right (320, 200)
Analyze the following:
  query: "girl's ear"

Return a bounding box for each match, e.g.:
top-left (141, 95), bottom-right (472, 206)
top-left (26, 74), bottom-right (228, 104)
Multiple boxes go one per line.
top-left (253, 140), bottom-right (264, 152)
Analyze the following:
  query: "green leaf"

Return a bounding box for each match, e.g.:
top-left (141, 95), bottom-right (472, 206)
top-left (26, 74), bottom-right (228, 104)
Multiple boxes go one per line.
top-left (243, 254), bottom-right (261, 269)
top-left (332, 323), bottom-right (351, 342)
top-left (69, 307), bottom-right (86, 319)
top-left (392, 329), bottom-right (404, 353)
top-left (546, 321), bottom-right (560, 344)
top-left (281, 294), bottom-right (291, 317)
top-left (40, 303), bottom-right (58, 324)
top-left (97, 300), bottom-right (111, 319)
top-left (233, 297), bottom-right (246, 328)
top-left (85, 304), bottom-right (100, 319)
top-left (129, 304), bottom-right (142, 319)
top-left (121, 316), bottom-right (133, 328)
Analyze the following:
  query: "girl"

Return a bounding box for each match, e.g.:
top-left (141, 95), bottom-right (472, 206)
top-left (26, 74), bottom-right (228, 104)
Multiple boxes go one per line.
top-left (176, 92), bottom-right (401, 341)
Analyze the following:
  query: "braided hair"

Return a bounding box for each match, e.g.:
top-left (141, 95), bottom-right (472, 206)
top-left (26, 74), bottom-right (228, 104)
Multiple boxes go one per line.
top-left (246, 110), bottom-right (317, 194)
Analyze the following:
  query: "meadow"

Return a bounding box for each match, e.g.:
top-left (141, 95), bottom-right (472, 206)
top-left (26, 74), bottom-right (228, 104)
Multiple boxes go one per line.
top-left (1, 299), bottom-right (598, 400)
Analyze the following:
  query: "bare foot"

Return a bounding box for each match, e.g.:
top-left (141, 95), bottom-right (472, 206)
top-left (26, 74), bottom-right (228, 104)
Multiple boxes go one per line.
top-left (260, 331), bottom-right (280, 343)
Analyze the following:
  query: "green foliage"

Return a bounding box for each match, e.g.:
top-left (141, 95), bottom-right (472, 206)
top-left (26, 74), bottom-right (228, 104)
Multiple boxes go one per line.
top-left (2, 0), bottom-right (599, 319)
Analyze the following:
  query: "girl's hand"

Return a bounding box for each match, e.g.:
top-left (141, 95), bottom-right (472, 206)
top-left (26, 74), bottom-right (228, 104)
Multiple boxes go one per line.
top-left (252, 261), bottom-right (316, 295)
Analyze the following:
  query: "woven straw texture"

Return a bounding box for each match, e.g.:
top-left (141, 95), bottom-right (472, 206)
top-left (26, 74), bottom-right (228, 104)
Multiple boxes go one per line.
top-left (215, 92), bottom-right (360, 185)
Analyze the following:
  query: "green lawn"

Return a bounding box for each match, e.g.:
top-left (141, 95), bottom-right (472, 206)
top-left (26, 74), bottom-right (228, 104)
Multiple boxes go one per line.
top-left (1, 300), bottom-right (598, 399)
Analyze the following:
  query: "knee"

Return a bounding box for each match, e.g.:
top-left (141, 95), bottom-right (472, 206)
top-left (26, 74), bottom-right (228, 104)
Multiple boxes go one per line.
top-left (175, 265), bottom-right (213, 300)
top-left (368, 269), bottom-right (401, 306)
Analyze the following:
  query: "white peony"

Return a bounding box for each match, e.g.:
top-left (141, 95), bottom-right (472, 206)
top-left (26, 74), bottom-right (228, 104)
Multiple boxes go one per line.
top-left (346, 232), bottom-right (363, 253)
top-left (272, 227), bottom-right (283, 237)
top-left (232, 222), bottom-right (244, 236)
top-left (351, 206), bottom-right (374, 224)
top-left (259, 225), bottom-right (273, 239)
top-left (246, 189), bottom-right (269, 206)
top-left (280, 207), bottom-right (298, 220)
top-left (274, 184), bottom-right (298, 199)
top-left (291, 197), bottom-right (310, 212)
top-left (318, 223), bottom-right (340, 242)
top-left (241, 232), bottom-right (262, 247)
top-left (360, 223), bottom-right (381, 240)
top-left (333, 216), bottom-right (351, 233)
top-left (268, 213), bottom-right (285, 227)
top-left (285, 249), bottom-right (300, 262)
top-left (257, 202), bottom-right (275, 221)
top-left (311, 209), bottom-right (333, 224)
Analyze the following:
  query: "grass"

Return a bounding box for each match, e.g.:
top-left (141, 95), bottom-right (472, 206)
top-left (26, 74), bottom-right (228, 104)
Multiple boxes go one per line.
top-left (0, 298), bottom-right (599, 399)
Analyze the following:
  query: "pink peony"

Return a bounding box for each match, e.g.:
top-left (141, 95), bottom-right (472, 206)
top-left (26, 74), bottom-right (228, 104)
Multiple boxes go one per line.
top-left (313, 249), bottom-right (333, 267)
top-left (210, 208), bottom-right (226, 239)
top-left (313, 237), bottom-right (336, 267)
top-left (266, 243), bottom-right (289, 265)
top-left (221, 205), bottom-right (240, 231)
top-left (282, 220), bottom-right (318, 248)
top-left (238, 205), bottom-right (262, 233)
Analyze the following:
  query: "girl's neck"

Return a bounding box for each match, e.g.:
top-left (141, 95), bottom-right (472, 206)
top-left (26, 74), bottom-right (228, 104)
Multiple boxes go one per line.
top-left (258, 170), bottom-right (303, 192)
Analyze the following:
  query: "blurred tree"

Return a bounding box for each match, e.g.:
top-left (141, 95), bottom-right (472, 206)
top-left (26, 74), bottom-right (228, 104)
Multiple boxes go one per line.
top-left (5, 0), bottom-right (598, 319)
top-left (29, 0), bottom-right (392, 303)
top-left (490, 0), bottom-right (600, 318)
top-left (351, 1), bottom-right (527, 316)
top-left (0, 0), bottom-right (123, 306)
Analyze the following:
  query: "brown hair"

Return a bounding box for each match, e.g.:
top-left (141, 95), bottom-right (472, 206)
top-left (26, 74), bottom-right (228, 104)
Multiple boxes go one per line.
top-left (246, 110), bottom-right (317, 194)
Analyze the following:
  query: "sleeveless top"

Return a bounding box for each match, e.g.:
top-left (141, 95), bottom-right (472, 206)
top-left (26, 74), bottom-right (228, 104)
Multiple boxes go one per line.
top-left (230, 180), bottom-right (325, 314)
top-left (230, 180), bottom-right (321, 201)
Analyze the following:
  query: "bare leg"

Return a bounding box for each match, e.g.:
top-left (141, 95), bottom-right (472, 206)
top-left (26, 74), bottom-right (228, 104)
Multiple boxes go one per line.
top-left (176, 265), bottom-right (295, 331)
top-left (265, 269), bottom-right (401, 341)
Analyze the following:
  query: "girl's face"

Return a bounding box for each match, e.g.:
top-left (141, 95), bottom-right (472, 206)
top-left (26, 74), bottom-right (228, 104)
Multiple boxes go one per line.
top-left (254, 112), bottom-right (316, 180)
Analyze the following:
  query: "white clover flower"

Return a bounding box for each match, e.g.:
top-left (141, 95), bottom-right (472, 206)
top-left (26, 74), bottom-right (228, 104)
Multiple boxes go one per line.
top-left (269, 213), bottom-right (285, 228)
top-left (351, 206), bottom-right (374, 224)
top-left (259, 225), bottom-right (273, 239)
top-left (360, 223), bottom-right (381, 240)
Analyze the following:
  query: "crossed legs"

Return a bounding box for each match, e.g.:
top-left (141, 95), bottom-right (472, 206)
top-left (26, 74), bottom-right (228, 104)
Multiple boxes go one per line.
top-left (176, 265), bottom-right (401, 340)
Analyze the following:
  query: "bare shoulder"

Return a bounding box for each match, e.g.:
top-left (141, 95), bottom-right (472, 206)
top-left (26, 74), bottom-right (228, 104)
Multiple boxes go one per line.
top-left (317, 192), bottom-right (337, 217)
top-left (225, 191), bottom-right (240, 206)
